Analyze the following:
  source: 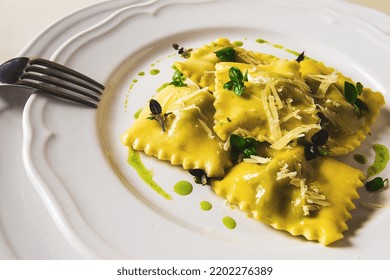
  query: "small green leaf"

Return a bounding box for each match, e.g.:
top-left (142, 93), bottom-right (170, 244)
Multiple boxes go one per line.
top-left (365, 177), bottom-right (388, 192)
top-left (224, 67), bottom-right (248, 96)
top-left (149, 99), bottom-right (162, 115)
top-left (296, 51), bottom-right (305, 63)
top-left (356, 82), bottom-right (364, 95)
top-left (229, 134), bottom-right (259, 162)
top-left (344, 81), bottom-right (358, 103)
top-left (229, 66), bottom-right (243, 83)
top-left (223, 81), bottom-right (234, 90)
top-left (170, 70), bottom-right (187, 87)
top-left (215, 47), bottom-right (235, 62)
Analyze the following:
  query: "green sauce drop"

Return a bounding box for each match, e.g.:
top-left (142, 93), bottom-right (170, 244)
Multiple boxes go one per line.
top-left (132, 79), bottom-right (138, 83)
top-left (273, 44), bottom-right (284, 49)
top-left (133, 108), bottom-right (142, 119)
top-left (138, 71), bottom-right (145, 76)
top-left (149, 69), bottom-right (160, 75)
top-left (367, 144), bottom-right (389, 178)
top-left (353, 154), bottom-right (367, 164)
top-left (173, 181), bottom-right (193, 196)
top-left (200, 201), bottom-right (212, 211)
top-left (223, 216), bottom-right (236, 229)
top-left (285, 49), bottom-right (301, 56)
top-left (127, 148), bottom-right (172, 200)
top-left (256, 38), bottom-right (268, 44)
top-left (233, 41), bottom-right (243, 47)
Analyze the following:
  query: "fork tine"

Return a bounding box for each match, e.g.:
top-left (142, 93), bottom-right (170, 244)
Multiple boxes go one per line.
top-left (29, 58), bottom-right (105, 90)
top-left (20, 71), bottom-right (100, 101)
top-left (20, 79), bottom-right (99, 108)
top-left (24, 65), bottom-right (103, 95)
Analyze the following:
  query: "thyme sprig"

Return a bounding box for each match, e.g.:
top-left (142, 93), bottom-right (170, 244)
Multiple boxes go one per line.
top-left (147, 99), bottom-right (172, 132)
top-left (172, 43), bottom-right (193, 58)
top-left (223, 66), bottom-right (248, 96)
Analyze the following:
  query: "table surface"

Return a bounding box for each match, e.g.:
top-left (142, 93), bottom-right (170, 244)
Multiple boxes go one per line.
top-left (0, 0), bottom-right (389, 64)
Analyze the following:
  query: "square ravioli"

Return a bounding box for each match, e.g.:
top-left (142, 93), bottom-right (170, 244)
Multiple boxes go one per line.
top-left (122, 85), bottom-right (232, 177)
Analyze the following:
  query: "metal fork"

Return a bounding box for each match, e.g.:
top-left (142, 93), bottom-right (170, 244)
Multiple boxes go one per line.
top-left (0, 57), bottom-right (104, 108)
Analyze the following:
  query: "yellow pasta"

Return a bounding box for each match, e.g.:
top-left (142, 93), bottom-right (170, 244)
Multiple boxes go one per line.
top-left (123, 38), bottom-right (386, 245)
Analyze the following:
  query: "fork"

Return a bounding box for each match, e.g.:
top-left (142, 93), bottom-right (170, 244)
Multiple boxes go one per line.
top-left (0, 57), bottom-right (104, 108)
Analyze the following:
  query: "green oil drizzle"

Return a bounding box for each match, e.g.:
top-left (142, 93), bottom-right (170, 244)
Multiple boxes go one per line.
top-left (285, 49), bottom-right (301, 56)
top-left (173, 181), bottom-right (193, 196)
top-left (200, 201), bottom-right (212, 211)
top-left (132, 79), bottom-right (138, 83)
top-left (149, 69), bottom-right (160, 75)
top-left (353, 154), bottom-right (367, 165)
top-left (367, 144), bottom-right (389, 178)
top-left (233, 41), bottom-right (243, 47)
top-left (127, 148), bottom-right (172, 200)
top-left (256, 38), bottom-right (268, 44)
top-left (133, 108), bottom-right (142, 119)
top-left (223, 216), bottom-right (236, 229)
top-left (138, 71), bottom-right (145, 76)
top-left (272, 44), bottom-right (284, 49)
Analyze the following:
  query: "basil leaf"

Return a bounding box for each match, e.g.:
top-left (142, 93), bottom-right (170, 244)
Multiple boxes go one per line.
top-left (215, 47), bottom-right (235, 62)
top-left (230, 134), bottom-right (259, 162)
top-left (365, 177), bottom-right (388, 192)
top-left (229, 66), bottom-right (243, 83)
top-left (344, 81), bottom-right (358, 103)
top-left (356, 82), bottom-right (364, 95)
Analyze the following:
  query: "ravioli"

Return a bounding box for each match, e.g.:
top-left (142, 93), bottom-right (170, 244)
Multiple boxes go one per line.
top-left (174, 38), bottom-right (278, 92)
top-left (213, 60), bottom-right (320, 146)
top-left (122, 85), bottom-right (232, 177)
top-left (300, 59), bottom-right (385, 155)
top-left (123, 38), bottom-right (386, 245)
top-left (212, 147), bottom-right (365, 245)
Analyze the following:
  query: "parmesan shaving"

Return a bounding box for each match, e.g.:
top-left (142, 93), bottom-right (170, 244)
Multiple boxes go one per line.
top-left (243, 155), bottom-right (271, 164)
top-left (308, 71), bottom-right (338, 96)
top-left (270, 124), bottom-right (320, 150)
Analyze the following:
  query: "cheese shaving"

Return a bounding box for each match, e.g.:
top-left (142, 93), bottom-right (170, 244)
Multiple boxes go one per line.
top-left (308, 71), bottom-right (338, 96)
top-left (198, 119), bottom-right (214, 139)
top-left (270, 124), bottom-right (320, 150)
top-left (243, 155), bottom-right (271, 164)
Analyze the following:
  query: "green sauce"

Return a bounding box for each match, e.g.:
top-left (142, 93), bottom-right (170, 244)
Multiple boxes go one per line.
top-left (256, 38), bottom-right (268, 44)
top-left (285, 49), bottom-right (301, 56)
top-left (132, 79), bottom-right (138, 83)
top-left (233, 41), bottom-right (243, 47)
top-left (367, 144), bottom-right (389, 178)
top-left (223, 216), bottom-right (236, 229)
top-left (273, 44), bottom-right (284, 49)
top-left (133, 108), bottom-right (142, 119)
top-left (138, 71), bottom-right (145, 76)
top-left (200, 201), bottom-right (212, 211)
top-left (173, 181), bottom-right (193, 196)
top-left (149, 69), bottom-right (160, 75)
top-left (353, 154), bottom-right (367, 164)
top-left (127, 148), bottom-right (172, 200)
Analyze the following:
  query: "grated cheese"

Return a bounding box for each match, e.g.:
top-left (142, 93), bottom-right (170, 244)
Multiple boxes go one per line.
top-left (270, 124), bottom-right (320, 150)
top-left (243, 155), bottom-right (271, 164)
top-left (308, 71), bottom-right (338, 96)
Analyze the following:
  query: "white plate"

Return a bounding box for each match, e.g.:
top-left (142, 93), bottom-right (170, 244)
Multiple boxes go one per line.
top-left (0, 0), bottom-right (149, 259)
top-left (23, 0), bottom-right (390, 259)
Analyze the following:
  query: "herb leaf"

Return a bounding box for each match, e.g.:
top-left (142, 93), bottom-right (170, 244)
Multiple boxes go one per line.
top-left (170, 70), bottom-right (187, 87)
top-left (365, 177), bottom-right (388, 192)
top-left (147, 99), bottom-right (171, 132)
top-left (149, 99), bottom-right (162, 115)
top-left (343, 81), bottom-right (369, 118)
top-left (188, 169), bottom-right (208, 185)
top-left (296, 51), bottom-right (305, 63)
top-left (230, 134), bottom-right (259, 162)
top-left (215, 47), bottom-right (236, 62)
top-left (224, 66), bottom-right (248, 96)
